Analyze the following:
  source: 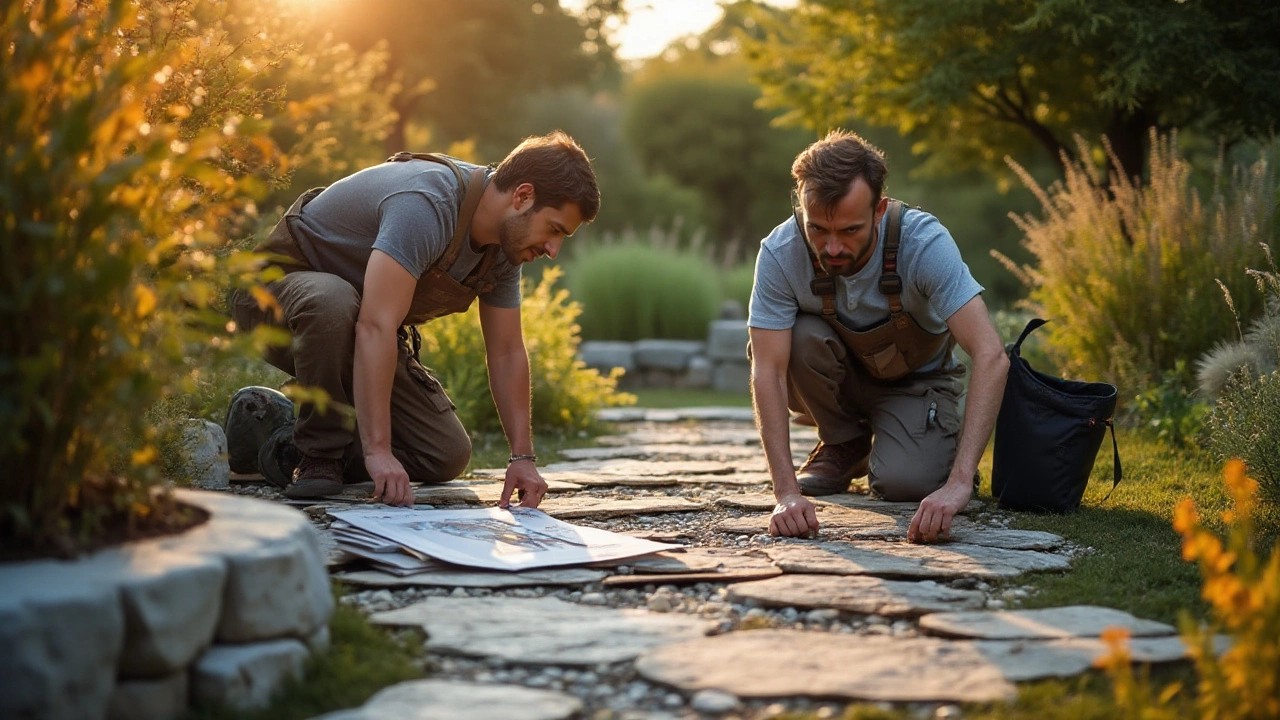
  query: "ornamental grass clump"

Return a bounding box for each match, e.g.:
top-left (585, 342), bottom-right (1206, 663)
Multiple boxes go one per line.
top-left (0, 0), bottom-right (280, 553)
top-left (417, 266), bottom-right (635, 435)
top-left (996, 131), bottom-right (1277, 394)
top-left (565, 234), bottom-right (722, 341)
top-left (1098, 459), bottom-right (1279, 719)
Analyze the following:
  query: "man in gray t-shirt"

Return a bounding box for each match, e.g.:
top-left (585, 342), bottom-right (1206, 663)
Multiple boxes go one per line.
top-left (231, 132), bottom-right (599, 507)
top-left (748, 130), bottom-right (1009, 544)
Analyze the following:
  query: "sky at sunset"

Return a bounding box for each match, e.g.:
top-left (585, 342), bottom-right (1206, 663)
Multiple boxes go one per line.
top-left (560, 0), bottom-right (797, 61)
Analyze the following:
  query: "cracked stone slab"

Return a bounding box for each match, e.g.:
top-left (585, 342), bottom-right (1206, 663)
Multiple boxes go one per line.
top-left (765, 541), bottom-right (1070, 580)
top-left (714, 506), bottom-right (901, 536)
top-left (976, 635), bottom-right (1230, 681)
top-left (675, 471), bottom-right (776, 487)
top-left (636, 631), bottom-right (1222, 703)
top-left (629, 548), bottom-right (778, 575)
top-left (542, 458), bottom-right (764, 476)
top-left (636, 631), bottom-right (1016, 703)
top-left (559, 444), bottom-right (762, 461)
top-left (918, 606), bottom-right (1176, 640)
top-left (450, 477), bottom-right (584, 493)
top-left (539, 496), bottom-right (708, 519)
top-left (372, 596), bottom-right (714, 665)
top-left (603, 567), bottom-right (783, 587)
top-left (333, 567), bottom-right (607, 589)
top-left (726, 574), bottom-right (986, 617)
top-left (313, 679), bottom-right (583, 720)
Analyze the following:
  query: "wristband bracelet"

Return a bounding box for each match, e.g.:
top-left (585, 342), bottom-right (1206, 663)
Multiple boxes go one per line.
top-left (508, 454), bottom-right (537, 465)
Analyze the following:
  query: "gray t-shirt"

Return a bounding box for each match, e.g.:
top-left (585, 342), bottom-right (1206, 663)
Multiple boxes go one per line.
top-left (748, 207), bottom-right (983, 373)
top-left (289, 158), bottom-right (522, 308)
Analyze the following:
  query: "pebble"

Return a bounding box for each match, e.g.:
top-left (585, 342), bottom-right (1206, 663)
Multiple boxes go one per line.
top-left (647, 594), bottom-right (674, 613)
top-left (690, 688), bottom-right (739, 713)
top-left (936, 704), bottom-right (963, 719)
top-left (580, 592), bottom-right (608, 606)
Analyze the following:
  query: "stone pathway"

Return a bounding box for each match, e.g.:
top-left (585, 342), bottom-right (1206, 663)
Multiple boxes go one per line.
top-left (225, 410), bottom-right (1194, 719)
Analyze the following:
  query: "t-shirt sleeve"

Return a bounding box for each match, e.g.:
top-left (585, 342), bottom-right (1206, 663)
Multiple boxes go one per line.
top-left (748, 246), bottom-right (800, 330)
top-left (371, 191), bottom-right (453, 279)
top-left (910, 214), bottom-right (984, 321)
top-left (480, 262), bottom-right (522, 308)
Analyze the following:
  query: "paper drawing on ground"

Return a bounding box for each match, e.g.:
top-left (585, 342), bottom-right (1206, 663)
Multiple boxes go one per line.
top-left (329, 506), bottom-right (678, 571)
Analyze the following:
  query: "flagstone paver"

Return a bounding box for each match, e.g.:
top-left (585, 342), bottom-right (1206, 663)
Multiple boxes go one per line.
top-left (371, 596), bottom-right (715, 665)
top-left (635, 631), bottom-right (1214, 703)
top-left (313, 680), bottom-right (583, 720)
top-left (917, 606), bottom-right (1176, 639)
top-left (333, 567), bottom-right (608, 589)
top-left (542, 458), bottom-right (766, 476)
top-left (636, 631), bottom-right (1017, 703)
top-left (539, 495), bottom-right (709, 519)
top-left (764, 540), bottom-right (1071, 579)
top-left (628, 548), bottom-right (777, 575)
top-left (727, 574), bottom-right (987, 617)
top-left (558, 444), bottom-right (763, 461)
top-left (212, 411), bottom-right (1196, 717)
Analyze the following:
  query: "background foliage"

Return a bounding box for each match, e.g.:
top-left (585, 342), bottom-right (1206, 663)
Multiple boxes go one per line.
top-left (997, 132), bottom-right (1278, 395)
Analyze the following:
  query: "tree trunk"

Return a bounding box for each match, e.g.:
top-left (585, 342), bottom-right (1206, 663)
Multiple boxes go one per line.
top-left (1104, 110), bottom-right (1153, 183)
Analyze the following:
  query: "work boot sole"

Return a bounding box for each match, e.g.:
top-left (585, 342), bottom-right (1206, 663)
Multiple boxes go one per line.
top-left (797, 459), bottom-right (870, 496)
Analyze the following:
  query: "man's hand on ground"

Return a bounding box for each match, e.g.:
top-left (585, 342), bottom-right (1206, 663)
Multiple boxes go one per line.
top-left (907, 481), bottom-right (972, 543)
top-left (500, 459), bottom-right (548, 509)
top-left (366, 451), bottom-right (413, 507)
top-left (770, 492), bottom-right (820, 538)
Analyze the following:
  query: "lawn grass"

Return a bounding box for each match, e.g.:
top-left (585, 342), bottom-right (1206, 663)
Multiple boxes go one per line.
top-left (976, 429), bottom-right (1231, 624)
top-left (629, 387), bottom-right (752, 408)
top-left (184, 588), bottom-right (424, 720)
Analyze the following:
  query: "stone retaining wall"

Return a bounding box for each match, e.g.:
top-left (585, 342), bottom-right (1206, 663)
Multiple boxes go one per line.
top-left (580, 319), bottom-right (750, 393)
top-left (0, 490), bottom-right (333, 720)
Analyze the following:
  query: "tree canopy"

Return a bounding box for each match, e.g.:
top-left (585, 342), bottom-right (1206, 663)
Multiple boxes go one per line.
top-left (315, 0), bottom-right (624, 157)
top-left (742, 0), bottom-right (1280, 179)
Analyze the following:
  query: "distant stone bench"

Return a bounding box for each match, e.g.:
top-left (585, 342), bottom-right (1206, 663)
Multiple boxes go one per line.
top-left (0, 490), bottom-right (333, 720)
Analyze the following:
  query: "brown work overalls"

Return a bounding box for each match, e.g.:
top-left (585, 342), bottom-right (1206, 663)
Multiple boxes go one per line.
top-left (788, 200), bottom-right (966, 501)
top-left (230, 153), bottom-right (501, 483)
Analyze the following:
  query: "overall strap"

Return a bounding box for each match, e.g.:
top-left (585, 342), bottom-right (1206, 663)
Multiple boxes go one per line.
top-left (797, 217), bottom-right (839, 319)
top-left (879, 200), bottom-right (908, 326)
top-left (386, 151), bottom-right (488, 269)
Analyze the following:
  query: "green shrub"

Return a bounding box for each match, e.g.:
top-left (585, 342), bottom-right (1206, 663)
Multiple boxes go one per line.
top-left (1204, 371), bottom-right (1280, 503)
top-left (565, 234), bottom-right (722, 341)
top-left (720, 262), bottom-right (756, 317)
top-left (1128, 362), bottom-right (1210, 448)
top-left (0, 0), bottom-right (278, 550)
top-left (996, 131), bottom-right (1277, 394)
top-left (417, 267), bottom-right (635, 435)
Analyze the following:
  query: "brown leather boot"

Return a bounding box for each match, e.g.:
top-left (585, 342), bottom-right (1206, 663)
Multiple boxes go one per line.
top-left (797, 437), bottom-right (872, 496)
top-left (283, 455), bottom-right (345, 499)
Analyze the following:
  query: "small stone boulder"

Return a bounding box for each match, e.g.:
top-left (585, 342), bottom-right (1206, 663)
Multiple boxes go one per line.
top-left (179, 419), bottom-right (230, 490)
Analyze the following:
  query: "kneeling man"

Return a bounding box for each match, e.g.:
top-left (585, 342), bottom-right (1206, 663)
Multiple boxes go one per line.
top-left (748, 130), bottom-right (1008, 543)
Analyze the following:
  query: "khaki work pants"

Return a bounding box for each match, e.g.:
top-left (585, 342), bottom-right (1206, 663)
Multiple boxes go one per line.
top-left (230, 271), bottom-right (471, 484)
top-left (787, 314), bottom-right (964, 501)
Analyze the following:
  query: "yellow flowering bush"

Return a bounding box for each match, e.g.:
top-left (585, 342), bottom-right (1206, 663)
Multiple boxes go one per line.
top-left (1099, 459), bottom-right (1279, 719)
top-left (418, 267), bottom-right (635, 435)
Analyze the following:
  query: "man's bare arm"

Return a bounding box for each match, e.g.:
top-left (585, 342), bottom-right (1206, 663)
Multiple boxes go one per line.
top-left (908, 295), bottom-right (1009, 542)
top-left (750, 326), bottom-right (819, 537)
top-left (355, 250), bottom-right (416, 506)
top-left (478, 302), bottom-right (547, 509)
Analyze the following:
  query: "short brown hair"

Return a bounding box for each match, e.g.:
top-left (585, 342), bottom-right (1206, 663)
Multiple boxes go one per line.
top-left (493, 131), bottom-right (600, 222)
top-left (791, 129), bottom-right (888, 210)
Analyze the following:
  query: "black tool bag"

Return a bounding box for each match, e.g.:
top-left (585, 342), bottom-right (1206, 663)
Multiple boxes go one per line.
top-left (991, 318), bottom-right (1122, 512)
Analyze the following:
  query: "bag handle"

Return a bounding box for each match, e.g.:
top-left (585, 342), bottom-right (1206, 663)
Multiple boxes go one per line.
top-left (1100, 418), bottom-right (1123, 501)
top-left (1013, 318), bottom-right (1049, 354)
